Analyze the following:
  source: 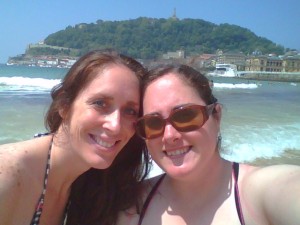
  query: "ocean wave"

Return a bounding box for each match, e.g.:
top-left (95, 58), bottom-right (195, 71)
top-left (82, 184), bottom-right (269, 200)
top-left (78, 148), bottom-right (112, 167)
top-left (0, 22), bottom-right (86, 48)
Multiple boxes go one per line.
top-left (221, 122), bottom-right (300, 163)
top-left (0, 76), bottom-right (61, 92)
top-left (213, 82), bottom-right (259, 89)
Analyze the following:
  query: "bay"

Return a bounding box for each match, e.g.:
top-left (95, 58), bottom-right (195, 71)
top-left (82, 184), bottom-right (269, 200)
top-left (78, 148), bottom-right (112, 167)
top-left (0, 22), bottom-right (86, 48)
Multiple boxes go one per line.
top-left (1, 64), bottom-right (299, 169)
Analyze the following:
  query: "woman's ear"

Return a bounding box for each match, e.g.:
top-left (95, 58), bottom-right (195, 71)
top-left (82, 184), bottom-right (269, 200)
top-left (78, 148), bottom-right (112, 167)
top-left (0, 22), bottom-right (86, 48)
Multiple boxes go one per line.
top-left (59, 107), bottom-right (67, 120)
top-left (214, 103), bottom-right (222, 123)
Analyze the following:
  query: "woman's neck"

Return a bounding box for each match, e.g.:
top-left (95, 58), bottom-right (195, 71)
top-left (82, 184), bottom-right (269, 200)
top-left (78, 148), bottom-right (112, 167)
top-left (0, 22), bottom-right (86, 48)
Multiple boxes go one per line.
top-left (163, 159), bottom-right (232, 207)
top-left (48, 133), bottom-right (91, 193)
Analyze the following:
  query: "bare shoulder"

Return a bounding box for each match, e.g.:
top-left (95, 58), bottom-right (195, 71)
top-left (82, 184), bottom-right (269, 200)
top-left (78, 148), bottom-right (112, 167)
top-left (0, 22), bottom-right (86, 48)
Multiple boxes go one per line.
top-left (0, 137), bottom-right (49, 196)
top-left (1, 136), bottom-right (51, 175)
top-left (0, 139), bottom-right (39, 191)
top-left (239, 163), bottom-right (300, 197)
top-left (0, 140), bottom-right (32, 221)
top-left (0, 137), bottom-right (51, 222)
top-left (0, 141), bottom-right (28, 180)
top-left (239, 163), bottom-right (300, 224)
top-left (240, 163), bottom-right (300, 186)
top-left (0, 139), bottom-right (39, 169)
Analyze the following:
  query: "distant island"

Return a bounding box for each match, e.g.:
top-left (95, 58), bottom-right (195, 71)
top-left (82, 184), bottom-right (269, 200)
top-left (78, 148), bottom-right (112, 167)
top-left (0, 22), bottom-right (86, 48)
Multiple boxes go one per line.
top-left (6, 16), bottom-right (300, 82)
top-left (9, 17), bottom-right (289, 60)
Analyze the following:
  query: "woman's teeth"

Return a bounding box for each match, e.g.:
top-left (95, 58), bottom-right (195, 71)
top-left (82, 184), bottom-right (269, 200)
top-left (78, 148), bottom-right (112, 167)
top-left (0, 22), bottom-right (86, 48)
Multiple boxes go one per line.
top-left (165, 148), bottom-right (189, 156)
top-left (94, 136), bottom-right (115, 148)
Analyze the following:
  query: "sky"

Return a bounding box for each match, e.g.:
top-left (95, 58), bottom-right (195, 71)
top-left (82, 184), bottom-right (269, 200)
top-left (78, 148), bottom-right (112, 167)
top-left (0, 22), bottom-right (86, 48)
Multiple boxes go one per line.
top-left (1, 0), bottom-right (299, 63)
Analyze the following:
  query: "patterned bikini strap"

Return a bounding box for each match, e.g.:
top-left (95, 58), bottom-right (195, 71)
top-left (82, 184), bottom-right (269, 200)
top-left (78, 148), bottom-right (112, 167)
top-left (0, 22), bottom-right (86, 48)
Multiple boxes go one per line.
top-left (30, 134), bottom-right (53, 225)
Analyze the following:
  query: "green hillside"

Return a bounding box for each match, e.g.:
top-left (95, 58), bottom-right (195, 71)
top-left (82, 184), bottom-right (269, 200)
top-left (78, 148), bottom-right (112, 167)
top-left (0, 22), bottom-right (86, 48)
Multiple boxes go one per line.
top-left (27, 17), bottom-right (285, 59)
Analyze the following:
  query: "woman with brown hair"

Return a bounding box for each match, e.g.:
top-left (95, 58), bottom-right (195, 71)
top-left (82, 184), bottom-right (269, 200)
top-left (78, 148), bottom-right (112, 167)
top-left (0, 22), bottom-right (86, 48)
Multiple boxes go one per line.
top-left (118, 64), bottom-right (300, 225)
top-left (0, 49), bottom-right (150, 225)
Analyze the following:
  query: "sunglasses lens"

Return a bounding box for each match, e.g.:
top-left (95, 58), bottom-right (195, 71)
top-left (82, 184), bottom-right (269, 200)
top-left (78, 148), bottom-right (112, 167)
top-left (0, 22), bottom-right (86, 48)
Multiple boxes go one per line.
top-left (137, 116), bottom-right (165, 139)
top-left (171, 107), bottom-right (204, 132)
top-left (137, 105), bottom-right (212, 139)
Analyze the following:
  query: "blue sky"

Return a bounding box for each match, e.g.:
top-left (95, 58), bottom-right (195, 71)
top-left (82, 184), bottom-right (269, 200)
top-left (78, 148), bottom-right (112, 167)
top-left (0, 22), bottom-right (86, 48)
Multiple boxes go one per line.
top-left (1, 0), bottom-right (299, 63)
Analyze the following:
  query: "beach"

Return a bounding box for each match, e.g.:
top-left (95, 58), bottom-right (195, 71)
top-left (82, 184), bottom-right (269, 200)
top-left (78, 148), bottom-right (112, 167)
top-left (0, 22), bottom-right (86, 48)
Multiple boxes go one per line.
top-left (1, 64), bottom-right (300, 170)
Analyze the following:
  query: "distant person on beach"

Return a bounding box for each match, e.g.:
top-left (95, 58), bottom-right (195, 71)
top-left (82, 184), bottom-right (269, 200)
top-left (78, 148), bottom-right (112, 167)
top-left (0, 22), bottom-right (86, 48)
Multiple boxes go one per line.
top-left (209, 79), bottom-right (214, 88)
top-left (0, 50), bottom-right (150, 225)
top-left (117, 64), bottom-right (300, 225)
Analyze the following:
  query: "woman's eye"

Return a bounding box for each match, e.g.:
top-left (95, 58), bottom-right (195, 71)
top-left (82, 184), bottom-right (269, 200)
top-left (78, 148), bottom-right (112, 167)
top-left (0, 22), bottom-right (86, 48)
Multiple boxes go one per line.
top-left (123, 107), bottom-right (138, 117)
top-left (93, 100), bottom-right (107, 108)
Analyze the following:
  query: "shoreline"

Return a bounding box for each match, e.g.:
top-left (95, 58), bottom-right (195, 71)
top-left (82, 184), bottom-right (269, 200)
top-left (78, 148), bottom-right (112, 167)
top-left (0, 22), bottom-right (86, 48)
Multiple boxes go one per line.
top-left (238, 72), bottom-right (300, 83)
top-left (206, 72), bottom-right (300, 83)
top-left (248, 149), bottom-right (300, 167)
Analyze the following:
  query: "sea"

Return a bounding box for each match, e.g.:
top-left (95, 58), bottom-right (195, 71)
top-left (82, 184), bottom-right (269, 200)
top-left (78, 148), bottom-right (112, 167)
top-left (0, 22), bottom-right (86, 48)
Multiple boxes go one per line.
top-left (1, 64), bottom-right (299, 176)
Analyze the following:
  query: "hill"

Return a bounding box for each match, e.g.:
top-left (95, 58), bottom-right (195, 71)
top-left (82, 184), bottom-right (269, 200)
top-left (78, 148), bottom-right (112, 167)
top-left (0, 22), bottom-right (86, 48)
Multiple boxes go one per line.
top-left (27, 17), bottom-right (285, 59)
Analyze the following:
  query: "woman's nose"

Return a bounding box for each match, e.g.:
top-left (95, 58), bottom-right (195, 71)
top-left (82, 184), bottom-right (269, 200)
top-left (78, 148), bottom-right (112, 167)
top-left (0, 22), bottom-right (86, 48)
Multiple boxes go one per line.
top-left (102, 110), bottom-right (122, 134)
top-left (163, 123), bottom-right (181, 143)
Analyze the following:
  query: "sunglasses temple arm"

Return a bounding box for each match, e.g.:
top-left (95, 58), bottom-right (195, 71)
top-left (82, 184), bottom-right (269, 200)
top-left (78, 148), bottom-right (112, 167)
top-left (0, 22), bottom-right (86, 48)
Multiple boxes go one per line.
top-left (207, 103), bottom-right (216, 115)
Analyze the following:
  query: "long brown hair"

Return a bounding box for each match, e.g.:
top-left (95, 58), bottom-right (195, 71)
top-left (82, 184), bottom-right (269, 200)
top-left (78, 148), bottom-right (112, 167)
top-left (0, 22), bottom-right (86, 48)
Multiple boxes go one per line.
top-left (45, 50), bottom-right (150, 225)
top-left (45, 49), bottom-right (146, 132)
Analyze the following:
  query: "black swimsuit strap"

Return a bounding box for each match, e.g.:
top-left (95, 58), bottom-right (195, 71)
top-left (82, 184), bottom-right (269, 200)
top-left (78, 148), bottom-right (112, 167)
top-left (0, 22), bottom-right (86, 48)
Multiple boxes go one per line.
top-left (138, 174), bottom-right (166, 225)
top-left (233, 162), bottom-right (246, 225)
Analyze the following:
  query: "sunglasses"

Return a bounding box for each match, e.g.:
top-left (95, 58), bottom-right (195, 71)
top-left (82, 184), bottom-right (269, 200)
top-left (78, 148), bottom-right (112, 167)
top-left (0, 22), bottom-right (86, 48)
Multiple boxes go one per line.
top-left (136, 103), bottom-right (216, 139)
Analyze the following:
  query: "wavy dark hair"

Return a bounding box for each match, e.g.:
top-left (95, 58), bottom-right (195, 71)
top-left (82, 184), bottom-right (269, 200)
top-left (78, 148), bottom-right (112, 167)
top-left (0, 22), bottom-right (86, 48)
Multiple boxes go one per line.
top-left (144, 64), bottom-right (218, 105)
top-left (45, 49), bottom-right (150, 225)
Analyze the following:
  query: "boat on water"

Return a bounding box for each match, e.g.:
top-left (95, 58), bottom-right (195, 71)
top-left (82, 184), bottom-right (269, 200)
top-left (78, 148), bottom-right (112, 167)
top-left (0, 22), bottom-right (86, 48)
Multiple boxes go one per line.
top-left (208, 63), bottom-right (237, 77)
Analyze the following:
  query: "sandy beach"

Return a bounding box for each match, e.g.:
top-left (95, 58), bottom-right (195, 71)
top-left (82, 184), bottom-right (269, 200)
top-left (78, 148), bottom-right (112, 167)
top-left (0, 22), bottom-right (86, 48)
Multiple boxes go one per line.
top-left (250, 149), bottom-right (300, 166)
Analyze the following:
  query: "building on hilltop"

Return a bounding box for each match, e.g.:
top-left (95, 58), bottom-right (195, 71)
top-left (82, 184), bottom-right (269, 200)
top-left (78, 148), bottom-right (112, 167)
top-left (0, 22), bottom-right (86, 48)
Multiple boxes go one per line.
top-left (162, 50), bottom-right (185, 60)
top-left (170, 8), bottom-right (179, 20)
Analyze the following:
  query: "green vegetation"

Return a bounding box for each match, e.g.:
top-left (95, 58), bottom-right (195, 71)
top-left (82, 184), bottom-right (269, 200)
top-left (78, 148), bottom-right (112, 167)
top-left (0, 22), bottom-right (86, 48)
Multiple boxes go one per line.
top-left (26, 47), bottom-right (76, 56)
top-left (30, 17), bottom-right (285, 59)
top-left (25, 43), bottom-right (79, 57)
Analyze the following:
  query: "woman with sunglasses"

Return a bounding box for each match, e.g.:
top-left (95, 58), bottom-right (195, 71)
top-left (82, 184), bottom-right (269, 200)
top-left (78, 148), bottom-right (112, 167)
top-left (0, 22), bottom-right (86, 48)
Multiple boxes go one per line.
top-left (117, 64), bottom-right (300, 225)
top-left (0, 50), bottom-right (150, 225)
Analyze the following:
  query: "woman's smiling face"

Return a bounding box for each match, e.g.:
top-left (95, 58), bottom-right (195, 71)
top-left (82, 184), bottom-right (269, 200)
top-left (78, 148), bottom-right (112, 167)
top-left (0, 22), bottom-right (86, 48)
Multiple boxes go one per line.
top-left (65, 64), bottom-right (140, 169)
top-left (143, 73), bottom-right (221, 178)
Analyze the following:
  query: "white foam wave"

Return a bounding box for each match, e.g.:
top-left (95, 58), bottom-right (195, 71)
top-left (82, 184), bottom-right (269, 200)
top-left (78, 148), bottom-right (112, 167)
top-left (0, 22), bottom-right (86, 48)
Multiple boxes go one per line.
top-left (147, 122), bottom-right (300, 177)
top-left (214, 82), bottom-right (258, 89)
top-left (221, 122), bottom-right (300, 163)
top-left (0, 76), bottom-right (61, 92)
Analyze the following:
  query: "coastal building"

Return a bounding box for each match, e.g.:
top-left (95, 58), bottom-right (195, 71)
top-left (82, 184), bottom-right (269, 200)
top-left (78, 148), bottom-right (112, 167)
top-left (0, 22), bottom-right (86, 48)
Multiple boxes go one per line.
top-left (187, 54), bottom-right (215, 70)
top-left (283, 55), bottom-right (300, 72)
top-left (27, 42), bottom-right (71, 52)
top-left (162, 50), bottom-right (185, 60)
top-left (245, 56), bottom-right (265, 71)
top-left (6, 40), bottom-right (300, 74)
top-left (7, 55), bottom-right (78, 68)
top-left (214, 50), bottom-right (246, 70)
top-left (245, 55), bottom-right (283, 72)
top-left (265, 56), bottom-right (283, 72)
top-left (58, 58), bottom-right (77, 68)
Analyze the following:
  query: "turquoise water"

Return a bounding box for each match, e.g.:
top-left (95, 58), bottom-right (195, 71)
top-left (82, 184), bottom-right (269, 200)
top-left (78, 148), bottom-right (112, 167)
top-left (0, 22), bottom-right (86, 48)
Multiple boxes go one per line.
top-left (1, 64), bottom-right (300, 166)
top-left (0, 65), bottom-right (67, 142)
top-left (212, 78), bottom-right (300, 163)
